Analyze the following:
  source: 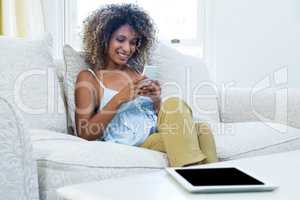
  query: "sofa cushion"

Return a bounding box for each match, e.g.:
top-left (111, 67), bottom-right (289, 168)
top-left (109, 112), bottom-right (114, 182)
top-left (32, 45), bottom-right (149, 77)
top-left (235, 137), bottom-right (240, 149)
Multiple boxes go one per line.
top-left (63, 45), bottom-right (90, 135)
top-left (0, 97), bottom-right (39, 200)
top-left (150, 43), bottom-right (220, 122)
top-left (0, 35), bottom-right (67, 133)
top-left (213, 121), bottom-right (300, 160)
top-left (30, 129), bottom-right (168, 200)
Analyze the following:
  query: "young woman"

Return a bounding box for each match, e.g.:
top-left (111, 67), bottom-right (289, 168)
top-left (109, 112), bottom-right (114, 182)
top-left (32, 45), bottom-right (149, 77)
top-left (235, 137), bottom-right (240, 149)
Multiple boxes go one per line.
top-left (75, 3), bottom-right (218, 167)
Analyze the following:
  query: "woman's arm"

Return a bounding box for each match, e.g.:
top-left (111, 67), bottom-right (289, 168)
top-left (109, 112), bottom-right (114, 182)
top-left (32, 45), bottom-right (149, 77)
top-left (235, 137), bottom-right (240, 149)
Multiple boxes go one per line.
top-left (75, 70), bottom-right (120, 140)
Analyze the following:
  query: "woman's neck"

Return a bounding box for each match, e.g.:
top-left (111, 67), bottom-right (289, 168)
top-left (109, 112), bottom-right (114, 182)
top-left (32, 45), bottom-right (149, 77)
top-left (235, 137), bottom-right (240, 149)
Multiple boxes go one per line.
top-left (104, 61), bottom-right (127, 71)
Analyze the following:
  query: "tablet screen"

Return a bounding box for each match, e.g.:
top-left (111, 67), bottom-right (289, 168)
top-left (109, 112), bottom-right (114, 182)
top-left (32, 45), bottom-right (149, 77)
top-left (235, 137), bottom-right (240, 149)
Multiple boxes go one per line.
top-left (175, 167), bottom-right (265, 186)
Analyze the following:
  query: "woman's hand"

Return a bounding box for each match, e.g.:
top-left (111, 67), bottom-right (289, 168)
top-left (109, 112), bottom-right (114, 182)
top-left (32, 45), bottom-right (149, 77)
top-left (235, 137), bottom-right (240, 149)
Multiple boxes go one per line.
top-left (138, 79), bottom-right (162, 113)
top-left (138, 79), bottom-right (161, 100)
top-left (115, 76), bottom-right (146, 105)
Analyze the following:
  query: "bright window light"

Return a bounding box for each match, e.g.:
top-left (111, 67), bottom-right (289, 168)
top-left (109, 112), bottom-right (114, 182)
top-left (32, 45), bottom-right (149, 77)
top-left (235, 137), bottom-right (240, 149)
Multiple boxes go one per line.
top-left (138, 0), bottom-right (198, 41)
top-left (65, 0), bottom-right (202, 57)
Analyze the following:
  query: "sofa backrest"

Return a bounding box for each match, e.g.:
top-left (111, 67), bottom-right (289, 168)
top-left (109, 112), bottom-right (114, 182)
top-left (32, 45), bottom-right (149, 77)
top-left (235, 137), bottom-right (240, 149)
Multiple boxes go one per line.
top-left (219, 87), bottom-right (300, 129)
top-left (0, 35), bottom-right (67, 133)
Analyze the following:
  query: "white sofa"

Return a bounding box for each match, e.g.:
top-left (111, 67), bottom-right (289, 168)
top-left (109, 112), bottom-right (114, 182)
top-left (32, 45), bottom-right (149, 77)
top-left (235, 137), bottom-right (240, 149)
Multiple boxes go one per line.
top-left (1, 36), bottom-right (300, 200)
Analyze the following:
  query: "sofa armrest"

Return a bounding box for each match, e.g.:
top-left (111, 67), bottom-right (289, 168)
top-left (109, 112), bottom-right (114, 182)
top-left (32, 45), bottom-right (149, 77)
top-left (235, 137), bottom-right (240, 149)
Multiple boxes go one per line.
top-left (218, 87), bottom-right (300, 129)
top-left (0, 98), bottom-right (39, 200)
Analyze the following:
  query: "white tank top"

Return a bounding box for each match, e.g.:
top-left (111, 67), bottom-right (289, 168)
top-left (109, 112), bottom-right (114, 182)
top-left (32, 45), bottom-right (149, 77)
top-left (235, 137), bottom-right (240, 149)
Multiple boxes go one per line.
top-left (86, 68), bottom-right (118, 111)
top-left (85, 68), bottom-right (157, 145)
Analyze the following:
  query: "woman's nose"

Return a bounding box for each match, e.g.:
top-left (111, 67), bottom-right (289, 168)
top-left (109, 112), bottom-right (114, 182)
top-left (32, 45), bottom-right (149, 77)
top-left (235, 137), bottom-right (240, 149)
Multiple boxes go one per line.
top-left (122, 41), bottom-right (131, 52)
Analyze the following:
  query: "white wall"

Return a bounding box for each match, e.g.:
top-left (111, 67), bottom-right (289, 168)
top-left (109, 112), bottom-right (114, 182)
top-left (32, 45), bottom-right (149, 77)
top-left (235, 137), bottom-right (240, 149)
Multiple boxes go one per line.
top-left (205, 0), bottom-right (300, 88)
top-left (42, 0), bottom-right (64, 59)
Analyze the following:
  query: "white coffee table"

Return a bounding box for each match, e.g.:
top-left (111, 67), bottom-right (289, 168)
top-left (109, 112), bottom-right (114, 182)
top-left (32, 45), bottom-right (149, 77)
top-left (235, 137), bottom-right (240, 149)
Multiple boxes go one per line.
top-left (57, 150), bottom-right (300, 200)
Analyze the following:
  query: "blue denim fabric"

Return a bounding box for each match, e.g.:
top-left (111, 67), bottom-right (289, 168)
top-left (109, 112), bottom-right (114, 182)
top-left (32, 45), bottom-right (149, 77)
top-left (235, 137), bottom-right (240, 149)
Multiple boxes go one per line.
top-left (102, 96), bottom-right (157, 146)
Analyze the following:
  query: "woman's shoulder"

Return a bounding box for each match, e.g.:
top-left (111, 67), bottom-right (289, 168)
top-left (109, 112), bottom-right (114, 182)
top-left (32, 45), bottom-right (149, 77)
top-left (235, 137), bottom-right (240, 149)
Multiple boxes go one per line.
top-left (76, 69), bottom-right (96, 83)
top-left (75, 69), bottom-right (101, 104)
top-left (75, 69), bottom-right (103, 93)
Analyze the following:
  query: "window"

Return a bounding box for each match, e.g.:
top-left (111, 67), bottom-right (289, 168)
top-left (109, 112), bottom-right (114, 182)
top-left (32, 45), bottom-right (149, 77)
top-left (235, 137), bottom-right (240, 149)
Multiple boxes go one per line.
top-left (65, 0), bottom-right (204, 57)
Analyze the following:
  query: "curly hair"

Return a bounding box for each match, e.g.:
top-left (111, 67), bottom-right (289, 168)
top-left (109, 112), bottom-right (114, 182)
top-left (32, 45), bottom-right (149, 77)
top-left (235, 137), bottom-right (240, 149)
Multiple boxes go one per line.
top-left (82, 3), bottom-right (156, 73)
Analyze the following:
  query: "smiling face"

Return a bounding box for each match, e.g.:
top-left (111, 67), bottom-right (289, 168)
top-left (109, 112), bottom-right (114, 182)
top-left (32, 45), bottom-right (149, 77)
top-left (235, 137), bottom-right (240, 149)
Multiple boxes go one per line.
top-left (105, 24), bottom-right (140, 69)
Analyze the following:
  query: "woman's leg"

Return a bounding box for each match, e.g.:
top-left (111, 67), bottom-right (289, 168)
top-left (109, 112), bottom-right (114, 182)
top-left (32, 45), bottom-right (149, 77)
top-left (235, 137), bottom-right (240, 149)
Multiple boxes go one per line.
top-left (140, 133), bottom-right (165, 152)
top-left (141, 123), bottom-right (218, 164)
top-left (141, 97), bottom-right (207, 167)
top-left (195, 122), bottom-right (218, 163)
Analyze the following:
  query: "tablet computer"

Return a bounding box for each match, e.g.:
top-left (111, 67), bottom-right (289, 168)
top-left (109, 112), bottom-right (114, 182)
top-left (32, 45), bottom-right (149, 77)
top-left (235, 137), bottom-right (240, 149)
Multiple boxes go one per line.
top-left (166, 167), bottom-right (278, 193)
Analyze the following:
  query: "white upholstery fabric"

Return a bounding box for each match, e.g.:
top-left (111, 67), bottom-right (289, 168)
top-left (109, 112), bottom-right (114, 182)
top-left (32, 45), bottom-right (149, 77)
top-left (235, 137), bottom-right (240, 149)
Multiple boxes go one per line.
top-left (219, 88), bottom-right (300, 129)
top-left (150, 43), bottom-right (220, 122)
top-left (30, 129), bottom-right (168, 200)
top-left (54, 59), bottom-right (66, 83)
top-left (0, 36), bottom-right (67, 133)
top-left (63, 45), bottom-right (89, 134)
top-left (213, 122), bottom-right (300, 160)
top-left (0, 97), bottom-right (39, 200)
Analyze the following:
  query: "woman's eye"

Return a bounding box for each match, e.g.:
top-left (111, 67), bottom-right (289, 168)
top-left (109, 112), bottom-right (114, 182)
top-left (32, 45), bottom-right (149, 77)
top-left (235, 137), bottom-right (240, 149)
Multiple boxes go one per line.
top-left (115, 36), bottom-right (140, 47)
top-left (116, 38), bottom-right (125, 42)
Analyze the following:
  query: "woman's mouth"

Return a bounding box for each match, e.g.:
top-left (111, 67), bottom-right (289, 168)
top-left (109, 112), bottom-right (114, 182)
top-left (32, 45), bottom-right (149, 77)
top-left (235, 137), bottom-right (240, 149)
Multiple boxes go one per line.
top-left (117, 52), bottom-right (130, 60)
